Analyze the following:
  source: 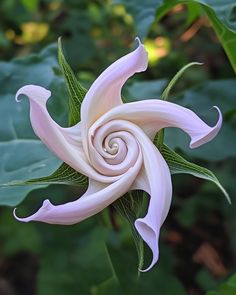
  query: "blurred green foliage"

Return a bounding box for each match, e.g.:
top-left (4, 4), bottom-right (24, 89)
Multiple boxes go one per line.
top-left (207, 274), bottom-right (236, 295)
top-left (0, 0), bottom-right (236, 295)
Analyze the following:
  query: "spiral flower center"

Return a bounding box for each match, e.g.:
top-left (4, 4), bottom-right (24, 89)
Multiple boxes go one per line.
top-left (88, 120), bottom-right (140, 176)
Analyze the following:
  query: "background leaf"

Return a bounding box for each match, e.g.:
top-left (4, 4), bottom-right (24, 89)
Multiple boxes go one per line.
top-left (0, 45), bottom-right (65, 206)
top-left (5, 162), bottom-right (88, 187)
top-left (115, 0), bottom-right (236, 72)
top-left (115, 0), bottom-right (236, 37)
top-left (0, 1), bottom-right (235, 293)
top-left (204, 6), bottom-right (236, 73)
top-left (206, 273), bottom-right (236, 295)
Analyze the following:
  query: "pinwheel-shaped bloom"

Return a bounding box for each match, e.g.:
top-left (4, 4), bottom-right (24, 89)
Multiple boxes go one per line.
top-left (14, 39), bottom-right (221, 271)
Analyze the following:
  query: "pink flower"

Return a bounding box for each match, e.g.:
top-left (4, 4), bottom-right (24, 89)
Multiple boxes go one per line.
top-left (14, 39), bottom-right (222, 271)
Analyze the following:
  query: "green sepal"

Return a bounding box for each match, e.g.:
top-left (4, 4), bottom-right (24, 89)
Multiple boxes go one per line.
top-left (162, 144), bottom-right (230, 204)
top-left (113, 190), bottom-right (145, 272)
top-left (3, 162), bottom-right (88, 187)
top-left (58, 37), bottom-right (87, 126)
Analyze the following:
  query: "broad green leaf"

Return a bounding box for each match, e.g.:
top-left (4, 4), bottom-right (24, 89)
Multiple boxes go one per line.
top-left (206, 273), bottom-right (236, 295)
top-left (115, 0), bottom-right (236, 72)
top-left (186, 2), bottom-right (202, 27)
top-left (161, 144), bottom-right (230, 203)
top-left (7, 162), bottom-right (88, 187)
top-left (115, 0), bottom-right (236, 37)
top-left (0, 140), bottom-right (60, 206)
top-left (58, 37), bottom-right (87, 126)
top-left (0, 44), bottom-right (67, 206)
top-left (197, 1), bottom-right (236, 32)
top-left (204, 6), bottom-right (236, 73)
top-left (0, 44), bottom-right (58, 95)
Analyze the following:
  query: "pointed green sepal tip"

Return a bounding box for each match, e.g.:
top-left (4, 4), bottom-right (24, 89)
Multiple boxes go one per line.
top-left (161, 144), bottom-right (231, 204)
top-left (58, 36), bottom-right (87, 126)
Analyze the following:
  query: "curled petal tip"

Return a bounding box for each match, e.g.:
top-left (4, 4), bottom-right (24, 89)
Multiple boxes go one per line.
top-left (134, 38), bottom-right (148, 72)
top-left (135, 37), bottom-right (142, 46)
top-left (135, 218), bottom-right (159, 272)
top-left (15, 85), bottom-right (51, 103)
top-left (190, 106), bottom-right (222, 149)
top-left (13, 199), bottom-right (54, 223)
top-left (138, 264), bottom-right (156, 273)
top-left (42, 199), bottom-right (53, 210)
top-left (138, 257), bottom-right (159, 272)
top-left (13, 208), bottom-right (30, 222)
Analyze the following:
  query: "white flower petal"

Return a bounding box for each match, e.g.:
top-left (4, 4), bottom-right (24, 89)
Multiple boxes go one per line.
top-left (14, 151), bottom-right (143, 224)
top-left (81, 38), bottom-right (148, 157)
top-left (127, 124), bottom-right (172, 272)
top-left (14, 37), bottom-right (223, 274)
top-left (90, 120), bottom-right (172, 272)
top-left (15, 85), bottom-right (124, 183)
top-left (91, 100), bottom-right (222, 148)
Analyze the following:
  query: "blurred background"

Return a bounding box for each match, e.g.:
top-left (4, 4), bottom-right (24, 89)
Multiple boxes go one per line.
top-left (0, 0), bottom-right (236, 294)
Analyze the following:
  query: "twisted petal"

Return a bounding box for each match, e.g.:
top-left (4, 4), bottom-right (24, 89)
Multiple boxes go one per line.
top-left (92, 100), bottom-right (222, 148)
top-left (14, 150), bottom-right (143, 224)
top-left (14, 36), bottom-right (224, 275)
top-left (90, 120), bottom-right (172, 272)
top-left (15, 85), bottom-right (122, 183)
top-left (125, 123), bottom-right (172, 272)
top-left (81, 38), bottom-right (148, 157)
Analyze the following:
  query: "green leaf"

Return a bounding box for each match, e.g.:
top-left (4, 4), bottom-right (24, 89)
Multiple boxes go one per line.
top-left (0, 45), bottom-right (66, 206)
top-left (116, 0), bottom-right (236, 37)
top-left (6, 162), bottom-right (88, 187)
top-left (58, 37), bottom-right (87, 126)
top-left (20, 0), bottom-right (38, 11)
top-left (197, 0), bottom-right (236, 32)
top-left (204, 6), bottom-right (236, 74)
top-left (161, 144), bottom-right (230, 203)
top-left (0, 44), bottom-right (59, 96)
top-left (206, 273), bottom-right (236, 295)
top-left (113, 191), bottom-right (145, 272)
top-left (0, 140), bottom-right (60, 206)
top-left (115, 0), bottom-right (236, 72)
